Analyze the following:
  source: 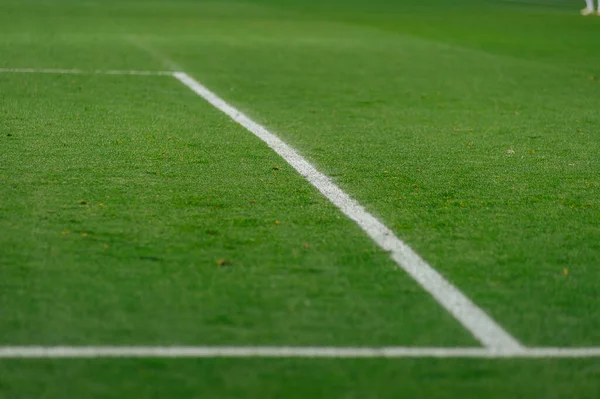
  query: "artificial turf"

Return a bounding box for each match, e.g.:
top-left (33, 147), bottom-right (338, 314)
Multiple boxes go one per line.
top-left (1, 0), bottom-right (599, 397)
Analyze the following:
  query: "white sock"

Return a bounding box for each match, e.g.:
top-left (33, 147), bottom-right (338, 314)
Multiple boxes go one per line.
top-left (585, 0), bottom-right (593, 9)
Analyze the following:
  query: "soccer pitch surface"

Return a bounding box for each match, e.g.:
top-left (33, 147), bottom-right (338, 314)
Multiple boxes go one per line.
top-left (1, 0), bottom-right (600, 397)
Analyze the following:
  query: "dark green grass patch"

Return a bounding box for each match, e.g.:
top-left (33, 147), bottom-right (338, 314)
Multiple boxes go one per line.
top-left (1, 358), bottom-right (599, 399)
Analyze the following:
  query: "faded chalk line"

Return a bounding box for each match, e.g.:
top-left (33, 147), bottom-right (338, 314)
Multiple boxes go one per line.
top-left (2, 346), bottom-right (600, 359)
top-left (126, 36), bottom-right (184, 71)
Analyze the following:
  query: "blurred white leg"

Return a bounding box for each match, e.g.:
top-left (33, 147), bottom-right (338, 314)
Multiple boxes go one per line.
top-left (581, 0), bottom-right (594, 14)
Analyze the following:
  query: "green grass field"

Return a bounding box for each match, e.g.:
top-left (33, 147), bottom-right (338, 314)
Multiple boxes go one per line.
top-left (1, 0), bottom-right (600, 397)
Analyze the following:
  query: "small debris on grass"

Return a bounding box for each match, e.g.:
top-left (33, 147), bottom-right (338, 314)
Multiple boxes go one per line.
top-left (61, 231), bottom-right (70, 236)
top-left (563, 268), bottom-right (568, 276)
top-left (272, 165), bottom-right (283, 171)
top-left (217, 259), bottom-right (232, 267)
top-left (506, 148), bottom-right (515, 155)
top-left (79, 200), bottom-right (88, 205)
top-left (530, 149), bottom-right (535, 154)
top-left (302, 243), bottom-right (309, 249)
top-left (103, 243), bottom-right (109, 249)
top-left (81, 232), bottom-right (88, 237)
top-left (275, 220), bottom-right (281, 225)
top-left (467, 141), bottom-right (473, 147)
top-left (249, 200), bottom-right (256, 205)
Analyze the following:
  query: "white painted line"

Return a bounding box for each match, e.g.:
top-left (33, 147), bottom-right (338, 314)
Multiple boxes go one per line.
top-left (172, 72), bottom-right (523, 352)
top-left (0, 68), bottom-right (173, 76)
top-left (100, 70), bottom-right (174, 76)
top-left (1, 346), bottom-right (600, 359)
top-left (523, 347), bottom-right (600, 358)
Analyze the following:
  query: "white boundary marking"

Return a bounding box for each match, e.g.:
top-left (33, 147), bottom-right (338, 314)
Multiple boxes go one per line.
top-left (0, 68), bottom-right (173, 76)
top-left (1, 346), bottom-right (600, 359)
top-left (171, 72), bottom-right (523, 352)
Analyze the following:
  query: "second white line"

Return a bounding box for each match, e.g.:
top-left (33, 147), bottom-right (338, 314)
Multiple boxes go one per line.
top-left (171, 71), bottom-right (523, 352)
